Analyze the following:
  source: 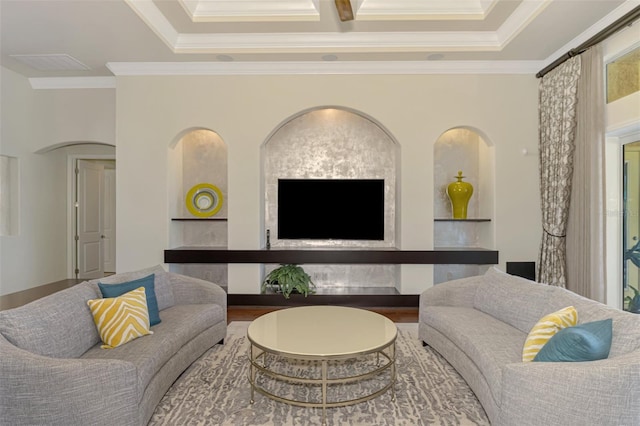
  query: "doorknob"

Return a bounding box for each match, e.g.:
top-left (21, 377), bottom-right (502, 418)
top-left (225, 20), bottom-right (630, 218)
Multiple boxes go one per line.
top-left (101, 235), bottom-right (105, 239)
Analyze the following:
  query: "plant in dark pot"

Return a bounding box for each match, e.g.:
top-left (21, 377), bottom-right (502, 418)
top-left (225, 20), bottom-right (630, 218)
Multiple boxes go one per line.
top-left (261, 264), bottom-right (316, 299)
top-left (624, 240), bottom-right (640, 313)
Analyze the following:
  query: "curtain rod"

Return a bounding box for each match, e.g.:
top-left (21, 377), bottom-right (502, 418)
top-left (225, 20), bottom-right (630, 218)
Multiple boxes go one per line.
top-left (536, 6), bottom-right (640, 78)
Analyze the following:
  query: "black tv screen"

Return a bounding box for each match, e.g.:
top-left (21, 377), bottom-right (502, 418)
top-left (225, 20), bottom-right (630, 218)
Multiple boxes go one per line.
top-left (278, 179), bottom-right (384, 241)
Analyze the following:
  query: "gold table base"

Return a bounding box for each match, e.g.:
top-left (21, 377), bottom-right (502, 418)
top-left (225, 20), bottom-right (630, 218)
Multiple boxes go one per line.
top-left (248, 341), bottom-right (396, 425)
top-left (247, 306), bottom-right (398, 424)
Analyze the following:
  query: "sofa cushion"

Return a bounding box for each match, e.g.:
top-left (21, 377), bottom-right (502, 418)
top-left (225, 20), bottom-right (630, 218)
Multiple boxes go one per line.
top-left (474, 267), bottom-right (552, 333)
top-left (81, 303), bottom-right (224, 400)
top-left (534, 319), bottom-right (612, 362)
top-left (90, 265), bottom-right (175, 311)
top-left (87, 287), bottom-right (154, 349)
top-left (99, 274), bottom-right (161, 326)
top-left (522, 306), bottom-right (577, 362)
top-left (0, 282), bottom-right (101, 358)
top-left (421, 305), bottom-right (525, 404)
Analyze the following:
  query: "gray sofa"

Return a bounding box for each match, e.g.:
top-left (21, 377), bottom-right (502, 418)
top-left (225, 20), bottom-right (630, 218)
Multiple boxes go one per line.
top-left (420, 267), bottom-right (640, 426)
top-left (0, 265), bottom-right (227, 426)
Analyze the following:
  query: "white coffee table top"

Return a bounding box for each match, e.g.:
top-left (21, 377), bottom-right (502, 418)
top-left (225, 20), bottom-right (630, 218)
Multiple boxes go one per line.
top-left (247, 305), bottom-right (397, 358)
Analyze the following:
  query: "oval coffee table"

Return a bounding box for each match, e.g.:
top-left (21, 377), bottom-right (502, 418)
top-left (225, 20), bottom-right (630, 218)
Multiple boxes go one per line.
top-left (247, 305), bottom-right (397, 424)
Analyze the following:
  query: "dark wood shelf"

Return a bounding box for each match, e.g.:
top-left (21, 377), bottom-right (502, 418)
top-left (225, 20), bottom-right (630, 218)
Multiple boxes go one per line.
top-left (164, 247), bottom-right (498, 265)
top-left (228, 293), bottom-right (419, 307)
top-left (434, 218), bottom-right (491, 222)
top-left (171, 218), bottom-right (228, 221)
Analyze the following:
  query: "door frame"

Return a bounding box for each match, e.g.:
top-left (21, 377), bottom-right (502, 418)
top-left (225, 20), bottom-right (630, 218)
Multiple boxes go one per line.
top-left (605, 121), bottom-right (640, 310)
top-left (66, 154), bottom-right (116, 278)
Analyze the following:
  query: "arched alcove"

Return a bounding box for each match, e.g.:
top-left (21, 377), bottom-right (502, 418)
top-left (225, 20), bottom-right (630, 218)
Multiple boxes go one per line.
top-left (168, 128), bottom-right (228, 288)
top-left (261, 107), bottom-right (400, 293)
top-left (33, 142), bottom-right (116, 278)
top-left (433, 127), bottom-right (495, 284)
top-left (263, 107), bottom-right (399, 248)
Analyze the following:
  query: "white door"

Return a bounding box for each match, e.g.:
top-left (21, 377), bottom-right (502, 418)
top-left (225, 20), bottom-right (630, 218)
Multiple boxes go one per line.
top-left (77, 160), bottom-right (104, 279)
top-left (102, 168), bottom-right (116, 273)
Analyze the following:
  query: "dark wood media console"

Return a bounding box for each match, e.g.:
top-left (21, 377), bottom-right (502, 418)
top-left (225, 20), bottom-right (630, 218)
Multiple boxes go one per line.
top-left (164, 247), bottom-right (498, 265)
top-left (164, 247), bottom-right (498, 307)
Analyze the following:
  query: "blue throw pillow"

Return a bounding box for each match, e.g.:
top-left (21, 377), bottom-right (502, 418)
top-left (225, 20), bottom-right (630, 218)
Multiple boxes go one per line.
top-left (98, 274), bottom-right (161, 326)
top-left (533, 318), bottom-right (612, 362)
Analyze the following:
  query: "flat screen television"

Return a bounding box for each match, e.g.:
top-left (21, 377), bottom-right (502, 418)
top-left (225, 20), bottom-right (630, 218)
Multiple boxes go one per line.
top-left (278, 179), bottom-right (384, 241)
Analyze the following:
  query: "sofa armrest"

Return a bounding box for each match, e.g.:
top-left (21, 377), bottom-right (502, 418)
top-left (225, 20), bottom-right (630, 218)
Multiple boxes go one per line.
top-left (0, 334), bottom-right (139, 426)
top-left (168, 272), bottom-right (227, 309)
top-left (420, 276), bottom-right (481, 310)
top-left (498, 352), bottom-right (640, 426)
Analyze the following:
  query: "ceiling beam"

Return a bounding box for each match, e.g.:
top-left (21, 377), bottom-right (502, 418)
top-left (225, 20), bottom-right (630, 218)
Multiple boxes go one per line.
top-left (335, 0), bottom-right (354, 22)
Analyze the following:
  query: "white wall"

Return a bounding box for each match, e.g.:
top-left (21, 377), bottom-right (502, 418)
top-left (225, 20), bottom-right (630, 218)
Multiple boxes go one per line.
top-left (115, 73), bottom-right (541, 294)
top-left (0, 66), bottom-right (115, 296)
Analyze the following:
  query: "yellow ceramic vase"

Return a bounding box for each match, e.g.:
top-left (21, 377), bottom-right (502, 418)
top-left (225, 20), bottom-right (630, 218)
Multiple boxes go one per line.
top-left (447, 171), bottom-right (473, 219)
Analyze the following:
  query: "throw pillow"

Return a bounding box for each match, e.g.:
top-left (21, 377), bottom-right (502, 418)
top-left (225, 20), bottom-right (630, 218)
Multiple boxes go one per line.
top-left (99, 273), bottom-right (161, 326)
top-left (87, 287), bottom-right (153, 349)
top-left (533, 319), bottom-right (613, 362)
top-left (522, 305), bottom-right (577, 362)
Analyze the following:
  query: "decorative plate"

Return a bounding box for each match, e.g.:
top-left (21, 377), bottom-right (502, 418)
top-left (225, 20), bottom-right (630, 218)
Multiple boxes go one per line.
top-left (185, 183), bottom-right (223, 217)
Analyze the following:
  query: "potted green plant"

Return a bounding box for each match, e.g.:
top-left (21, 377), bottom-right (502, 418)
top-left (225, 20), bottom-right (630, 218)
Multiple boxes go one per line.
top-left (624, 240), bottom-right (640, 313)
top-left (261, 264), bottom-right (316, 299)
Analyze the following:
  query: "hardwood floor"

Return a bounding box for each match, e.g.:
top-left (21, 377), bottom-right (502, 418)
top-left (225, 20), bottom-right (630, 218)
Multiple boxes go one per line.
top-left (227, 306), bottom-right (418, 323)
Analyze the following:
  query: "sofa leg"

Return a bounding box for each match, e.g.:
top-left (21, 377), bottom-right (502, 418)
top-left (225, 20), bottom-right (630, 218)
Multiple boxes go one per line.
top-left (422, 341), bottom-right (428, 347)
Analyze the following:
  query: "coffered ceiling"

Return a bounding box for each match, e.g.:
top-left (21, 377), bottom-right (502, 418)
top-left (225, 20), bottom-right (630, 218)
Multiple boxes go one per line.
top-left (1, 0), bottom-right (638, 79)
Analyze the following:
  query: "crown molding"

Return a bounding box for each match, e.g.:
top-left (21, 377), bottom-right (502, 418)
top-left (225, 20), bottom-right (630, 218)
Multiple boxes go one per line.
top-left (29, 77), bottom-right (116, 90)
top-left (173, 31), bottom-right (501, 53)
top-left (178, 0), bottom-right (320, 22)
top-left (125, 0), bottom-right (179, 49)
top-left (355, 0), bottom-right (498, 20)
top-left (543, 0), bottom-right (640, 69)
top-left (106, 60), bottom-right (544, 76)
top-left (125, 0), bottom-right (547, 54)
top-left (495, 0), bottom-right (551, 46)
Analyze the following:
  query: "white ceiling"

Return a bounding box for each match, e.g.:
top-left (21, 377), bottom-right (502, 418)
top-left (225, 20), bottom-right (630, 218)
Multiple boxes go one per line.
top-left (1, 0), bottom-right (638, 81)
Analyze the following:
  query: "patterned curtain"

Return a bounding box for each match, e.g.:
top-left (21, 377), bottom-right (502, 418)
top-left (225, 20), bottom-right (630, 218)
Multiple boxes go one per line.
top-left (566, 45), bottom-right (606, 301)
top-left (537, 56), bottom-right (581, 287)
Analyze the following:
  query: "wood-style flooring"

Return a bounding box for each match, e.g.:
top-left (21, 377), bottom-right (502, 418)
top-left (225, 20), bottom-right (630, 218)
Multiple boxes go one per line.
top-left (227, 306), bottom-right (418, 323)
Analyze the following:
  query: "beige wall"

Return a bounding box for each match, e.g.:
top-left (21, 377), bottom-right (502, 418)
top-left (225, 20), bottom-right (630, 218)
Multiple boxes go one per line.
top-left (116, 73), bottom-right (541, 294)
top-left (0, 67), bottom-right (115, 296)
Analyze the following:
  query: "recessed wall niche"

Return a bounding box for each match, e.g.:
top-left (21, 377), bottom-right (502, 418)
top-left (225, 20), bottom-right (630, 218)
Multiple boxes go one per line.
top-left (263, 107), bottom-right (400, 292)
top-left (433, 127), bottom-right (495, 284)
top-left (169, 129), bottom-right (228, 288)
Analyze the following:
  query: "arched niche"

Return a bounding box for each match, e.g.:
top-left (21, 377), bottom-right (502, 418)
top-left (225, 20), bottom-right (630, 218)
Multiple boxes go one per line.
top-left (261, 107), bottom-right (401, 293)
top-left (263, 106), bottom-right (399, 249)
top-left (433, 127), bottom-right (495, 284)
top-left (168, 128), bottom-right (228, 288)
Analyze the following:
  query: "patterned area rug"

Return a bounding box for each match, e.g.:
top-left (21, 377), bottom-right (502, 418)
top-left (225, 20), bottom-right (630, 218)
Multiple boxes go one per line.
top-left (149, 322), bottom-right (489, 425)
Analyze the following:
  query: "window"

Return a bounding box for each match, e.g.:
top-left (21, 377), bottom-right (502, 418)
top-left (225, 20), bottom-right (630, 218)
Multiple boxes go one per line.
top-left (607, 46), bottom-right (640, 103)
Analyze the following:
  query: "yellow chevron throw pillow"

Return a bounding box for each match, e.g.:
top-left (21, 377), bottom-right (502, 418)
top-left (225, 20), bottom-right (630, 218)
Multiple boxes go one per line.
top-left (522, 306), bottom-right (577, 362)
top-left (87, 286), bottom-right (153, 349)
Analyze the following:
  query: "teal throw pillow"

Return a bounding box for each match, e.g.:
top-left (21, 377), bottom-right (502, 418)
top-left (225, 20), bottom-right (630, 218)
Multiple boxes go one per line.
top-left (98, 274), bottom-right (161, 326)
top-left (533, 318), bottom-right (612, 362)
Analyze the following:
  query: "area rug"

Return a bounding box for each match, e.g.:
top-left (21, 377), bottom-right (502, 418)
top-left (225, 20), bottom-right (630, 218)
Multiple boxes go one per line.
top-left (149, 322), bottom-right (489, 425)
